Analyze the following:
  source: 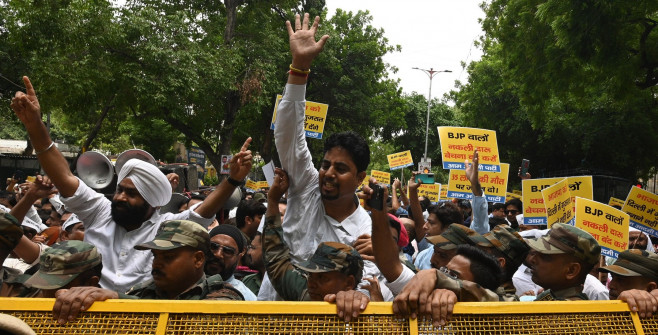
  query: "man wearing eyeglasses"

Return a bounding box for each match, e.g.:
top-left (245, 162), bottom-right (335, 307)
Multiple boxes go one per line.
top-left (504, 199), bottom-right (523, 230)
top-left (205, 224), bottom-right (257, 300)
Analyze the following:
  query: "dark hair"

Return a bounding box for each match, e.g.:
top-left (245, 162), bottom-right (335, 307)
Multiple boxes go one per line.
top-left (323, 131), bottom-right (370, 173)
top-left (456, 245), bottom-right (502, 291)
top-left (486, 246), bottom-right (522, 283)
top-left (428, 202), bottom-right (462, 230)
top-left (504, 198), bottom-right (523, 211)
top-left (419, 197), bottom-right (431, 212)
top-left (488, 217), bottom-right (507, 231)
top-left (345, 253), bottom-right (364, 286)
top-left (492, 203), bottom-right (506, 211)
top-left (190, 194), bottom-right (207, 202)
top-left (76, 262), bottom-right (104, 286)
top-left (235, 200), bottom-right (266, 229)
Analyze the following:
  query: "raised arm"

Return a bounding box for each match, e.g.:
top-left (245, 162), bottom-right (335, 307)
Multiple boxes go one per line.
top-left (465, 150), bottom-right (490, 234)
top-left (194, 138), bottom-right (252, 218)
top-left (390, 178), bottom-right (402, 212)
top-left (286, 13), bottom-right (330, 85)
top-left (364, 179), bottom-right (403, 282)
top-left (408, 175), bottom-right (426, 242)
top-left (10, 77), bottom-right (79, 197)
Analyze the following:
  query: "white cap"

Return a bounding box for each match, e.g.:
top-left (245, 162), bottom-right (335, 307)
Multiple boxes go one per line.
top-left (61, 213), bottom-right (82, 231)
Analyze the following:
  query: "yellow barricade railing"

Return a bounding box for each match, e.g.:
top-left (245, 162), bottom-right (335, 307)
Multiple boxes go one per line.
top-left (1, 298), bottom-right (656, 334)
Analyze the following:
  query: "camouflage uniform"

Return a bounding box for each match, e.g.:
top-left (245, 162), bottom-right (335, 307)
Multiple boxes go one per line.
top-left (241, 273), bottom-right (262, 296)
top-left (527, 223), bottom-right (600, 301)
top-left (599, 249), bottom-right (658, 281)
top-left (0, 213), bottom-right (24, 296)
top-left (426, 224), bottom-right (492, 250)
top-left (124, 220), bottom-right (243, 300)
top-left (263, 214), bottom-right (364, 301)
top-left (434, 269), bottom-right (500, 302)
top-left (483, 224), bottom-right (530, 302)
top-left (23, 240), bottom-right (102, 290)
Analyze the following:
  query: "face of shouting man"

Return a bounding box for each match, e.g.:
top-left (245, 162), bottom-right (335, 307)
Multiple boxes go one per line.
top-left (318, 147), bottom-right (365, 202)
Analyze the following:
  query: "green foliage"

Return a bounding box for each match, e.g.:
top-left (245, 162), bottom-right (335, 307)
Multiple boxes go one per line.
top-left (203, 174), bottom-right (219, 186)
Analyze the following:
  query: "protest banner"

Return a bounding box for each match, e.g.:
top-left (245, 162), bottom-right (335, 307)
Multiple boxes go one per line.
top-left (507, 192), bottom-right (522, 201)
top-left (576, 197), bottom-right (629, 259)
top-left (523, 176), bottom-right (593, 225)
top-left (187, 146), bottom-right (205, 167)
top-left (387, 150), bottom-right (414, 170)
top-left (370, 170), bottom-right (391, 186)
top-left (440, 184), bottom-right (449, 201)
top-left (608, 197), bottom-right (626, 208)
top-left (437, 126), bottom-right (500, 172)
top-left (446, 163), bottom-right (509, 203)
top-left (418, 184), bottom-right (441, 203)
top-left (245, 179), bottom-right (259, 192)
top-left (271, 95), bottom-right (328, 139)
top-left (622, 186), bottom-right (658, 237)
top-left (257, 181), bottom-right (270, 189)
top-left (541, 178), bottom-right (574, 226)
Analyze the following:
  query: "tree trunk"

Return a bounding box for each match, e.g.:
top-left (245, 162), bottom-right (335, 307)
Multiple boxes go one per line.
top-left (164, 114), bottom-right (223, 173)
top-left (81, 97), bottom-right (116, 153)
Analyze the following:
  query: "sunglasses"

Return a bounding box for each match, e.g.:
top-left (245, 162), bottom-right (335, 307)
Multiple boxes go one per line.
top-left (438, 266), bottom-right (460, 280)
top-left (505, 210), bottom-right (519, 215)
top-left (210, 242), bottom-right (237, 256)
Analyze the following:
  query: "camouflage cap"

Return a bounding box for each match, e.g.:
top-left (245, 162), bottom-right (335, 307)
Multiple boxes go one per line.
top-left (426, 224), bottom-right (492, 250)
top-left (483, 224), bottom-right (530, 263)
top-left (296, 242), bottom-right (364, 282)
top-left (135, 220), bottom-right (209, 251)
top-left (526, 223), bottom-right (601, 266)
top-left (24, 240), bottom-right (102, 290)
top-left (599, 249), bottom-right (658, 281)
top-left (0, 213), bottom-right (22, 250)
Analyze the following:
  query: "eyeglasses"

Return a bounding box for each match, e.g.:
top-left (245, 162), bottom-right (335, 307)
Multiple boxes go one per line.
top-left (438, 266), bottom-right (460, 280)
top-left (504, 210), bottom-right (519, 215)
top-left (210, 242), bottom-right (237, 256)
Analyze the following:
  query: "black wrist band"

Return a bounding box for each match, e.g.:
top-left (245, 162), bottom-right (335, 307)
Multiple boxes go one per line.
top-left (227, 177), bottom-right (243, 187)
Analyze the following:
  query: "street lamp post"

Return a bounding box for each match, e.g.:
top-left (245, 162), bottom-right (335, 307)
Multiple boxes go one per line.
top-left (412, 67), bottom-right (452, 161)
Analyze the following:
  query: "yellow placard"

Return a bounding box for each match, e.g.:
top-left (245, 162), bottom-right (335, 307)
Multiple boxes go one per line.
top-left (271, 95), bottom-right (329, 139)
top-left (512, 189), bottom-right (522, 195)
top-left (575, 197), bottom-right (629, 258)
top-left (360, 175), bottom-right (370, 189)
top-left (507, 192), bottom-right (522, 201)
top-left (417, 184), bottom-right (440, 203)
top-left (447, 163), bottom-right (509, 203)
top-left (523, 176), bottom-right (593, 225)
top-left (622, 186), bottom-right (658, 237)
top-left (541, 178), bottom-right (574, 227)
top-left (437, 126), bottom-right (500, 172)
top-left (257, 181), bottom-right (270, 189)
top-left (608, 197), bottom-right (626, 209)
top-left (26, 176), bottom-right (36, 183)
top-left (370, 170), bottom-right (391, 186)
top-left (440, 184), bottom-right (449, 200)
top-left (245, 179), bottom-right (258, 191)
top-left (387, 150), bottom-right (414, 170)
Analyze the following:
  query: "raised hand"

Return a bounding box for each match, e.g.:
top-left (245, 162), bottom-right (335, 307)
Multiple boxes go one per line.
top-left (229, 137), bottom-right (253, 182)
top-left (286, 13), bottom-right (330, 70)
top-left (268, 168), bottom-right (290, 203)
top-left (465, 150), bottom-right (482, 196)
top-left (10, 76), bottom-right (41, 126)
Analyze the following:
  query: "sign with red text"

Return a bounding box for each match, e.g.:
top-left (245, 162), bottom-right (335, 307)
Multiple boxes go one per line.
top-left (387, 150), bottom-right (414, 170)
top-left (437, 126), bottom-right (500, 172)
top-left (622, 186), bottom-right (658, 237)
top-left (576, 197), bottom-right (629, 259)
top-left (541, 178), bottom-right (574, 227)
top-left (446, 163), bottom-right (509, 203)
top-left (523, 176), bottom-right (593, 225)
top-left (608, 197), bottom-right (626, 208)
top-left (440, 184), bottom-right (449, 200)
top-left (271, 95), bottom-right (329, 139)
top-left (257, 181), bottom-right (270, 189)
top-left (245, 179), bottom-right (259, 191)
top-left (418, 184), bottom-right (441, 203)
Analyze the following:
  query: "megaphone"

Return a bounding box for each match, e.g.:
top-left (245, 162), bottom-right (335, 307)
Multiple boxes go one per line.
top-left (224, 187), bottom-right (242, 210)
top-left (76, 151), bottom-right (114, 190)
top-left (115, 149), bottom-right (157, 175)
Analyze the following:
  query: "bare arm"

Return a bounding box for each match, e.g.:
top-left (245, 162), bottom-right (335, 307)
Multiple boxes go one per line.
top-left (465, 150), bottom-right (482, 196)
top-left (390, 178), bottom-right (402, 212)
top-left (194, 138), bottom-right (252, 218)
top-left (11, 77), bottom-right (79, 197)
top-left (408, 175), bottom-right (426, 242)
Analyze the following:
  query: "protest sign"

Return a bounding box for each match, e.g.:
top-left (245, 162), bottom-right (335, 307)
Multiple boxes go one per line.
top-left (387, 150), bottom-right (414, 170)
top-left (245, 179), bottom-right (258, 192)
top-left (507, 192), bottom-right (522, 201)
top-left (541, 178), bottom-right (574, 226)
top-left (370, 170), bottom-right (391, 186)
top-left (576, 197), bottom-right (629, 259)
top-left (437, 126), bottom-right (500, 172)
top-left (262, 161), bottom-right (275, 187)
top-left (523, 176), bottom-right (593, 225)
top-left (622, 186), bottom-right (658, 237)
top-left (271, 95), bottom-right (328, 139)
top-left (257, 181), bottom-right (270, 189)
top-left (608, 197), bottom-right (626, 208)
top-left (447, 163), bottom-right (509, 203)
top-left (418, 184), bottom-right (441, 203)
top-left (220, 155), bottom-right (232, 175)
top-left (440, 184), bottom-right (449, 201)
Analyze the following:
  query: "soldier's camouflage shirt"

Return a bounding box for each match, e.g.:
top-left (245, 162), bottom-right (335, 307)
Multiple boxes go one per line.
top-left (121, 274), bottom-right (244, 300)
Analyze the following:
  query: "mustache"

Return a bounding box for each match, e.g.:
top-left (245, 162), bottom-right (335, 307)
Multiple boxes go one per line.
top-left (151, 269), bottom-right (165, 277)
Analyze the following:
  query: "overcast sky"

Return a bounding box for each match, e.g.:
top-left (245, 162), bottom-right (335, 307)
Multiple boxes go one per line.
top-left (325, 0), bottom-right (486, 100)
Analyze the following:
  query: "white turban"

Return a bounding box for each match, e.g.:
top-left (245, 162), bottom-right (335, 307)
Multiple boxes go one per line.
top-left (117, 159), bottom-right (170, 207)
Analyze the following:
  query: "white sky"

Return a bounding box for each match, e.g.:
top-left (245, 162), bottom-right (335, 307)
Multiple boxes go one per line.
top-left (326, 0), bottom-right (485, 99)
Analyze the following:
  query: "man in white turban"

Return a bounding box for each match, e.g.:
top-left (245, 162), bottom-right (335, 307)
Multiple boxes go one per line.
top-left (10, 76), bottom-right (253, 292)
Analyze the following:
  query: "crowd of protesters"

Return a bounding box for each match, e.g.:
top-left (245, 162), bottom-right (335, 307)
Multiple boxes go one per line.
top-left (1, 13), bottom-right (657, 330)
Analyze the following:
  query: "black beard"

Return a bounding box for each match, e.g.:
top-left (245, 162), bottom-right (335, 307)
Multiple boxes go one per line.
top-left (205, 257), bottom-right (238, 280)
top-left (111, 200), bottom-right (150, 229)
